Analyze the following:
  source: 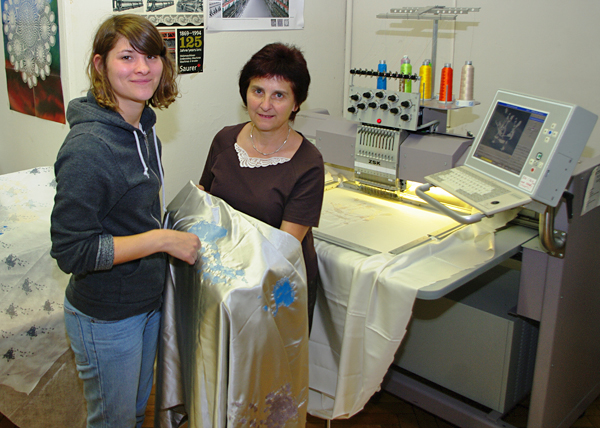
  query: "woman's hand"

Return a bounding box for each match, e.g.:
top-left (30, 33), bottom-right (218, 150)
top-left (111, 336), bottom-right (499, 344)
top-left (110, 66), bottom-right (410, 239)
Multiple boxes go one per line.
top-left (113, 229), bottom-right (201, 266)
top-left (162, 230), bottom-right (201, 265)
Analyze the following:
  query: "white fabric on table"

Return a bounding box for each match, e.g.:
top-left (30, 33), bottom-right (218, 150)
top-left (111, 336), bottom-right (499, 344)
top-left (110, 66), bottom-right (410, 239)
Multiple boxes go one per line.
top-left (307, 201), bottom-right (519, 420)
top-left (0, 167), bottom-right (71, 395)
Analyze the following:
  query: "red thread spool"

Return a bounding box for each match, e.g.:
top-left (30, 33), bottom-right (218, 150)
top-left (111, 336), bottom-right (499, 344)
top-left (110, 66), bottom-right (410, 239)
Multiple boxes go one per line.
top-left (439, 63), bottom-right (453, 102)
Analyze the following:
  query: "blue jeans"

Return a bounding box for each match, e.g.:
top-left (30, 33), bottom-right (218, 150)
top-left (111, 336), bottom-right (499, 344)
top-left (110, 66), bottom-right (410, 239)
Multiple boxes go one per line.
top-left (64, 297), bottom-right (161, 428)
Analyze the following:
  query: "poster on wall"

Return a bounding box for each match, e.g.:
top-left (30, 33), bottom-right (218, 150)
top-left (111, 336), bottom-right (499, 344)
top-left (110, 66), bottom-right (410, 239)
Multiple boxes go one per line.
top-left (158, 27), bottom-right (203, 74)
top-left (1, 0), bottom-right (66, 124)
top-left (113, 0), bottom-right (204, 74)
top-left (206, 0), bottom-right (303, 31)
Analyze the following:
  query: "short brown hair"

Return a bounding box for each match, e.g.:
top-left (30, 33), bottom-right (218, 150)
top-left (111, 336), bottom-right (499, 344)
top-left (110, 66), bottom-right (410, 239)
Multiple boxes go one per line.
top-left (88, 14), bottom-right (178, 110)
top-left (239, 43), bottom-right (310, 121)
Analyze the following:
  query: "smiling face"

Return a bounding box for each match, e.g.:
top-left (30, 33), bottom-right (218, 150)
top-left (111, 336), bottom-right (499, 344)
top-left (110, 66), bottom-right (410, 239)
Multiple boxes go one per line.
top-left (95, 36), bottom-right (163, 121)
top-left (246, 76), bottom-right (298, 135)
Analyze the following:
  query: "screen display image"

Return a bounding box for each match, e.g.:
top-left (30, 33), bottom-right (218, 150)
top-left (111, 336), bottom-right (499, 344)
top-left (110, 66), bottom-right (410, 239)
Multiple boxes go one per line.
top-left (474, 102), bottom-right (548, 175)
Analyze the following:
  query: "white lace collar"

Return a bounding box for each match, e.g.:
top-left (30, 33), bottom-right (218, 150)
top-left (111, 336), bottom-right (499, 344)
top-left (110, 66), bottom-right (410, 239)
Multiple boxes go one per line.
top-left (234, 143), bottom-right (291, 168)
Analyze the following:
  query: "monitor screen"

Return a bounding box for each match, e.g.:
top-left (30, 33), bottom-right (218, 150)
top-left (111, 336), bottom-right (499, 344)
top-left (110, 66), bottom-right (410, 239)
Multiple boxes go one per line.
top-left (463, 89), bottom-right (596, 206)
top-left (473, 101), bottom-right (548, 175)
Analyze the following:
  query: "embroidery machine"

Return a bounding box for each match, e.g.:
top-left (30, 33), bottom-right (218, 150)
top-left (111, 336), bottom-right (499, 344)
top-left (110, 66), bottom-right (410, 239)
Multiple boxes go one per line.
top-left (295, 72), bottom-right (600, 427)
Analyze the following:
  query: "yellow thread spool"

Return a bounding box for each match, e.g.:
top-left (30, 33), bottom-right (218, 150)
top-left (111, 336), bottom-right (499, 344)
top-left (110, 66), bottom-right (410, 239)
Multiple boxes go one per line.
top-left (419, 59), bottom-right (432, 100)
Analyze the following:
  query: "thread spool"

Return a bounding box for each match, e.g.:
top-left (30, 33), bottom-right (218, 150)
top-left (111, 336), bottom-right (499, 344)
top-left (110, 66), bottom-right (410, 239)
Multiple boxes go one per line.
top-left (400, 55), bottom-right (412, 93)
top-left (419, 59), bottom-right (432, 100)
top-left (456, 60), bottom-right (475, 106)
top-left (377, 60), bottom-right (387, 90)
top-left (439, 63), bottom-right (453, 103)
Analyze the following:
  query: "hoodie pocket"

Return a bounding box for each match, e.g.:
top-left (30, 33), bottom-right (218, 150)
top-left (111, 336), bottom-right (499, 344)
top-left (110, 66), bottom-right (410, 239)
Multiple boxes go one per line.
top-left (118, 255), bottom-right (166, 304)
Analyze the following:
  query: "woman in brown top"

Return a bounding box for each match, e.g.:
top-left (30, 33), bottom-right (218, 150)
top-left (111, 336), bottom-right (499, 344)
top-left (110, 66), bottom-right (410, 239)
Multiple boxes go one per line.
top-left (199, 42), bottom-right (324, 330)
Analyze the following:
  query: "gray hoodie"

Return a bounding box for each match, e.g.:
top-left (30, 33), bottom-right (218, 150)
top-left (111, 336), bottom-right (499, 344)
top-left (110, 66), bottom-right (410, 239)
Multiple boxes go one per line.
top-left (51, 91), bottom-right (167, 320)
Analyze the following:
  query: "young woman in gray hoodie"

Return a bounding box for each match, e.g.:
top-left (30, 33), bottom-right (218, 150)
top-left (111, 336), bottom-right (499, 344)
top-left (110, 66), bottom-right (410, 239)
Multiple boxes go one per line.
top-left (50, 14), bottom-right (200, 428)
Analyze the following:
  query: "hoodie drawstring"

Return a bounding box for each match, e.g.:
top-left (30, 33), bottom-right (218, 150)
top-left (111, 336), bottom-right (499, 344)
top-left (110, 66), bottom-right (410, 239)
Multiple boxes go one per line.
top-left (152, 125), bottom-right (167, 214)
top-left (135, 125), bottom-right (167, 214)
top-left (134, 131), bottom-right (150, 179)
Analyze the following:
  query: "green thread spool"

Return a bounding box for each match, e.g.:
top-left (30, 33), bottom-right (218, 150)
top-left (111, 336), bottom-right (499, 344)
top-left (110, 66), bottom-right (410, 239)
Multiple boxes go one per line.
top-left (401, 55), bottom-right (412, 93)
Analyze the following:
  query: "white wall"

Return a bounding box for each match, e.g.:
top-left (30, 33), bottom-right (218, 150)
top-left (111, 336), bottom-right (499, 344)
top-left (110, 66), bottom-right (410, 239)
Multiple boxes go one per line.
top-left (2, 0), bottom-right (600, 199)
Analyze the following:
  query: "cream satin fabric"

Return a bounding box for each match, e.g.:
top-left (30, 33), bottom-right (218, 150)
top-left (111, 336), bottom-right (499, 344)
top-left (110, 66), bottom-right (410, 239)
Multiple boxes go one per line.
top-left (155, 182), bottom-right (309, 428)
top-left (307, 202), bottom-right (519, 420)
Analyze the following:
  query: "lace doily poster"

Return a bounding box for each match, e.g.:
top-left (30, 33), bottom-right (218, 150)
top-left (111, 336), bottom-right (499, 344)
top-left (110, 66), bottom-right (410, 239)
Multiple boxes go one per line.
top-left (1, 0), bottom-right (65, 123)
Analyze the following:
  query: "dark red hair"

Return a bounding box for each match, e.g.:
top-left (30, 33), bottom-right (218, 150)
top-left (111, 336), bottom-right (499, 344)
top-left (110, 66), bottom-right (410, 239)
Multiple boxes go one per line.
top-left (239, 43), bottom-right (310, 121)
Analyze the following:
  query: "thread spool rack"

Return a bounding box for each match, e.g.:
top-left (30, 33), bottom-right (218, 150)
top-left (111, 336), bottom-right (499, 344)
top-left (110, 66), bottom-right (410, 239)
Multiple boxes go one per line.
top-left (377, 5), bottom-right (480, 108)
top-left (349, 68), bottom-right (419, 83)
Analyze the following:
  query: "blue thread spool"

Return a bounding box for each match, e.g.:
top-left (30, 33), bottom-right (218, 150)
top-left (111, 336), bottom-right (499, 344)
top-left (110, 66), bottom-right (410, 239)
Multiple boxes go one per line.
top-left (377, 60), bottom-right (387, 90)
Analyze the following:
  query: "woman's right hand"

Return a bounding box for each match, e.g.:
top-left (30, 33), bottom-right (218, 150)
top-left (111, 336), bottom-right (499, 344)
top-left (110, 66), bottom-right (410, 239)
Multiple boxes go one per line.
top-left (113, 229), bottom-right (201, 266)
top-left (162, 230), bottom-right (201, 265)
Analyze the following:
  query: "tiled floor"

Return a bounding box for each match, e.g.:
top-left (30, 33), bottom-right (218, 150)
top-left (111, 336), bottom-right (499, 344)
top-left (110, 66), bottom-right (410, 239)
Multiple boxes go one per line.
top-left (3, 385), bottom-right (600, 427)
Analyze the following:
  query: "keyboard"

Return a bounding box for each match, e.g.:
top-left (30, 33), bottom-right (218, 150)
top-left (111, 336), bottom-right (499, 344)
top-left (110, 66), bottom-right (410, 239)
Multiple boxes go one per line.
top-left (425, 166), bottom-right (531, 216)
top-left (433, 168), bottom-right (510, 202)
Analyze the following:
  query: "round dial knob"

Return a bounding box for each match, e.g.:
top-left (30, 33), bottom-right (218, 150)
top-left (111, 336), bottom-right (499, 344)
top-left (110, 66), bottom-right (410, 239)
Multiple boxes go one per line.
top-left (350, 94), bottom-right (360, 101)
top-left (347, 106), bottom-right (357, 113)
top-left (401, 100), bottom-right (412, 108)
top-left (388, 94), bottom-right (398, 102)
top-left (390, 107), bottom-right (400, 115)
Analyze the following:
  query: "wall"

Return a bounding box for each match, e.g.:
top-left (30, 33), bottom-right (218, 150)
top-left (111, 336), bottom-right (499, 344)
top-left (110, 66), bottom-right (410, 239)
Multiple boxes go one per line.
top-left (2, 0), bottom-right (600, 199)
